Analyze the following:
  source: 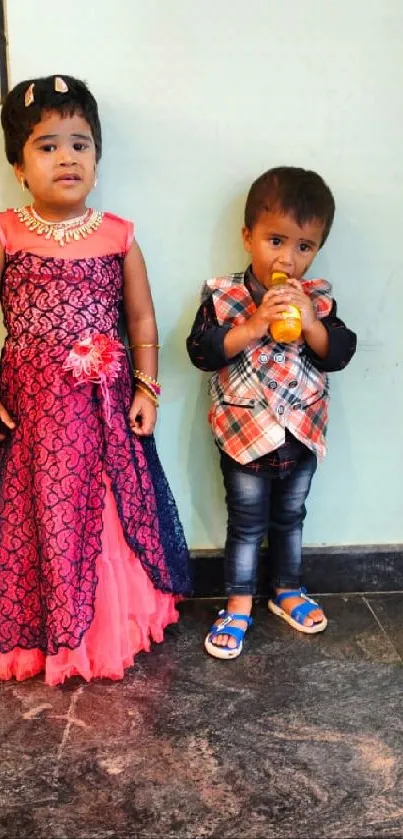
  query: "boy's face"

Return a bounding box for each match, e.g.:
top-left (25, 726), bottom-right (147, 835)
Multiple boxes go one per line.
top-left (242, 209), bottom-right (325, 289)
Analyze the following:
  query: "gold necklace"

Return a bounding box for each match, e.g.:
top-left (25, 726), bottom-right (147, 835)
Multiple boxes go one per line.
top-left (31, 206), bottom-right (90, 228)
top-left (14, 205), bottom-right (104, 247)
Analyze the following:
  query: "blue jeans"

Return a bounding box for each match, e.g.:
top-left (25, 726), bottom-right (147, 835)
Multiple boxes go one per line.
top-left (220, 449), bottom-right (317, 595)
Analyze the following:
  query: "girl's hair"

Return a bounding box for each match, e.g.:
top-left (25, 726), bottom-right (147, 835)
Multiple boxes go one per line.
top-left (1, 74), bottom-right (102, 165)
top-left (244, 166), bottom-right (335, 247)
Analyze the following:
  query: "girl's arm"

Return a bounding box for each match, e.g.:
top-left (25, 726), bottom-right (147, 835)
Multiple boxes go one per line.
top-left (123, 240), bottom-right (159, 436)
top-left (0, 244), bottom-right (15, 441)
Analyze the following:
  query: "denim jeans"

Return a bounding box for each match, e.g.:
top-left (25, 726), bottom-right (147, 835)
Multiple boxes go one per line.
top-left (220, 449), bottom-right (318, 595)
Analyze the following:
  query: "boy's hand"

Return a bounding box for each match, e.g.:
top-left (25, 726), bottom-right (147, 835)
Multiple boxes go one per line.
top-left (0, 403), bottom-right (15, 442)
top-left (247, 286), bottom-right (293, 340)
top-left (286, 278), bottom-right (317, 331)
top-left (129, 392), bottom-right (157, 436)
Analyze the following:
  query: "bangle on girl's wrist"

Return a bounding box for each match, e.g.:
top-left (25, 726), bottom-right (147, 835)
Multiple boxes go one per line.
top-left (136, 381), bottom-right (159, 407)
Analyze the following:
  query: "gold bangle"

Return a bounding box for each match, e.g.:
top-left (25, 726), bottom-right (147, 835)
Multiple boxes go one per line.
top-left (128, 344), bottom-right (160, 349)
top-left (136, 378), bottom-right (156, 396)
top-left (136, 382), bottom-right (159, 406)
top-left (133, 369), bottom-right (162, 389)
top-left (136, 382), bottom-right (159, 407)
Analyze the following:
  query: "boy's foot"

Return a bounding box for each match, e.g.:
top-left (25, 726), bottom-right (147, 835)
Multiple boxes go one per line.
top-left (208, 595), bottom-right (252, 650)
top-left (268, 588), bottom-right (327, 634)
top-left (204, 609), bottom-right (253, 660)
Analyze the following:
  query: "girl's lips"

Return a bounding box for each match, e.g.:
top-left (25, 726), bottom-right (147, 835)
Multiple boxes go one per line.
top-left (55, 175), bottom-right (81, 182)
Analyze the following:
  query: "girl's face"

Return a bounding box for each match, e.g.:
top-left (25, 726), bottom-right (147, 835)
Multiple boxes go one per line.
top-left (14, 110), bottom-right (97, 219)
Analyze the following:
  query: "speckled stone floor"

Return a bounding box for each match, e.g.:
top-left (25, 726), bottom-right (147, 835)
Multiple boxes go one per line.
top-left (2, 594), bottom-right (403, 839)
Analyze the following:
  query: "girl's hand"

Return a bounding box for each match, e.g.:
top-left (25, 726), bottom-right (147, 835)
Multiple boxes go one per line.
top-left (129, 391), bottom-right (157, 436)
top-left (286, 278), bottom-right (317, 331)
top-left (247, 286), bottom-right (293, 340)
top-left (0, 402), bottom-right (15, 442)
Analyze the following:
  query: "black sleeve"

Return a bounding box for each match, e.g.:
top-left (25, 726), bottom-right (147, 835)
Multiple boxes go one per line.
top-left (186, 296), bottom-right (233, 372)
top-left (304, 300), bottom-right (357, 372)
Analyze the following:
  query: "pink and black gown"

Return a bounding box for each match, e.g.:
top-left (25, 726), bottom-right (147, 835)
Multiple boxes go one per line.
top-left (0, 209), bottom-right (191, 685)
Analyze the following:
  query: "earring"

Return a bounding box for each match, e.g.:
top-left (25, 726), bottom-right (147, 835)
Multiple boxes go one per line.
top-left (20, 178), bottom-right (26, 192)
top-left (93, 174), bottom-right (98, 189)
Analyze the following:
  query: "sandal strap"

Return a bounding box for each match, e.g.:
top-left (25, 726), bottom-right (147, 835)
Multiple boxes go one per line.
top-left (216, 610), bottom-right (253, 626)
top-left (290, 600), bottom-right (321, 624)
top-left (209, 624), bottom-right (247, 644)
top-left (274, 589), bottom-right (306, 606)
top-left (208, 610), bottom-right (253, 644)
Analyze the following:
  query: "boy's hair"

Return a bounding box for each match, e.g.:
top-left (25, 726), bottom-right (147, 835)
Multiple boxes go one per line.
top-left (1, 74), bottom-right (102, 165)
top-left (244, 166), bottom-right (335, 246)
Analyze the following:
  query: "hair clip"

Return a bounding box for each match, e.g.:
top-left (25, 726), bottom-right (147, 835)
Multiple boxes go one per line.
top-left (54, 76), bottom-right (68, 93)
top-left (24, 83), bottom-right (35, 107)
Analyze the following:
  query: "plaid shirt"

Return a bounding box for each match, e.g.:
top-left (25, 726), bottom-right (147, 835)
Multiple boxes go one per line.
top-left (189, 271), bottom-right (352, 465)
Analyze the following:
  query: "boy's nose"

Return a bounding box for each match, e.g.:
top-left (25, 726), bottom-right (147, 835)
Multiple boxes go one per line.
top-left (277, 252), bottom-right (294, 272)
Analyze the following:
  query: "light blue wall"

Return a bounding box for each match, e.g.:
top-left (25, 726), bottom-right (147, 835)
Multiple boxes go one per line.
top-left (4, 0), bottom-right (403, 546)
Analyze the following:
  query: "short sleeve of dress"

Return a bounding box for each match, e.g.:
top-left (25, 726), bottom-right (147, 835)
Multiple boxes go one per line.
top-left (125, 221), bottom-right (135, 254)
top-left (0, 211), bottom-right (10, 250)
top-left (101, 212), bottom-right (135, 256)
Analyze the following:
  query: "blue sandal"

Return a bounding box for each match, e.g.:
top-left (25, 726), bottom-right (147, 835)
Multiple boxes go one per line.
top-left (204, 609), bottom-right (253, 660)
top-left (268, 588), bottom-right (327, 634)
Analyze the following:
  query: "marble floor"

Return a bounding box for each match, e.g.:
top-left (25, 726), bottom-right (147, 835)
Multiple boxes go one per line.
top-left (2, 594), bottom-right (403, 839)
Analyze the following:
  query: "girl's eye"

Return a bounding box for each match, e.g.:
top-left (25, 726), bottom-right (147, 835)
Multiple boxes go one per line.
top-left (269, 237), bottom-right (282, 247)
top-left (41, 144), bottom-right (56, 152)
top-left (299, 243), bottom-right (312, 253)
top-left (73, 143), bottom-right (88, 152)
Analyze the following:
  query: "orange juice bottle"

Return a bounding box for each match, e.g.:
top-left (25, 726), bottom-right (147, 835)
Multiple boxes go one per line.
top-left (269, 271), bottom-right (302, 343)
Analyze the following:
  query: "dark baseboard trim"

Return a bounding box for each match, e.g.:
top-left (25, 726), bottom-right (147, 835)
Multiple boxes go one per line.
top-left (190, 545), bottom-right (403, 596)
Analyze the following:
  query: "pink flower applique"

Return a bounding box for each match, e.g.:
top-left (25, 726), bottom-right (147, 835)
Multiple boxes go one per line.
top-left (64, 334), bottom-right (123, 424)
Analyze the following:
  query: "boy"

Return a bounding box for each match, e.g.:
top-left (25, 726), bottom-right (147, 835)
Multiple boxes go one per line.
top-left (187, 167), bottom-right (356, 660)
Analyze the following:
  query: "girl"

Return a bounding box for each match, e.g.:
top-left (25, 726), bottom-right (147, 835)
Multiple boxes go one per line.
top-left (0, 74), bottom-right (191, 685)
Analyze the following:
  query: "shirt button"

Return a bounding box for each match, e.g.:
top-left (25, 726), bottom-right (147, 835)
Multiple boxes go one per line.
top-left (289, 380), bottom-right (298, 388)
top-left (277, 405), bottom-right (285, 415)
top-left (259, 353), bottom-right (269, 363)
top-left (269, 381), bottom-right (277, 390)
top-left (274, 353), bottom-right (285, 363)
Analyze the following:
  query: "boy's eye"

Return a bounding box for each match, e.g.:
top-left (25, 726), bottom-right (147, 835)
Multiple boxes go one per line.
top-left (41, 144), bottom-right (56, 152)
top-left (299, 243), bottom-right (312, 253)
top-left (269, 237), bottom-right (282, 247)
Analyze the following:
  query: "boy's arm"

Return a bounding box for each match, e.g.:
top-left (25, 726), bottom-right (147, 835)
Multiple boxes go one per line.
top-left (303, 300), bottom-right (357, 372)
top-left (187, 284), bottom-right (295, 371)
top-left (287, 280), bottom-right (357, 372)
top-left (186, 296), bottom-right (235, 372)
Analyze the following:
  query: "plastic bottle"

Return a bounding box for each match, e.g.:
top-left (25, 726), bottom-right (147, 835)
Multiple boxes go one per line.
top-left (269, 271), bottom-right (302, 343)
